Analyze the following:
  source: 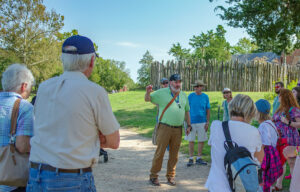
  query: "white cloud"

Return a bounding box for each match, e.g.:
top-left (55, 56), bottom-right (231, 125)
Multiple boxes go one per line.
top-left (116, 41), bottom-right (140, 48)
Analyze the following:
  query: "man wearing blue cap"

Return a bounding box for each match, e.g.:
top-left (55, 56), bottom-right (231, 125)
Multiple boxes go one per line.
top-left (145, 74), bottom-right (191, 186)
top-left (28, 35), bottom-right (120, 191)
top-left (160, 78), bottom-right (169, 88)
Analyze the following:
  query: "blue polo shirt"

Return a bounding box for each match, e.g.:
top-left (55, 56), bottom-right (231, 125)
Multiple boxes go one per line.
top-left (188, 92), bottom-right (210, 124)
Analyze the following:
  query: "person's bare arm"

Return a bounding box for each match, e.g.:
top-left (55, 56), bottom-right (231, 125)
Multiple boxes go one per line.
top-left (99, 130), bottom-right (120, 149)
top-left (205, 109), bottom-right (210, 132)
top-left (15, 136), bottom-right (31, 153)
top-left (145, 85), bottom-right (153, 102)
top-left (185, 111), bottom-right (191, 135)
top-left (281, 117), bottom-right (300, 129)
top-left (254, 146), bottom-right (265, 164)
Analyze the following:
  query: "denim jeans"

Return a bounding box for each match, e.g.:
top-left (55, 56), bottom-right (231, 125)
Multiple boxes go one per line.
top-left (26, 165), bottom-right (96, 192)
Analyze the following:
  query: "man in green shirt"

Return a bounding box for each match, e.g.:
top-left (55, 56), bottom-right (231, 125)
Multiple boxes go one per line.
top-left (145, 74), bottom-right (191, 186)
top-left (273, 81), bottom-right (284, 114)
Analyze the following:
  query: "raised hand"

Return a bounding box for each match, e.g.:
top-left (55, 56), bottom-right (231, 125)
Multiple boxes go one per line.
top-left (146, 85), bottom-right (153, 93)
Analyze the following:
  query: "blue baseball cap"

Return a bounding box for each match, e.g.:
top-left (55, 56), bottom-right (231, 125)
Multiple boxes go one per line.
top-left (160, 78), bottom-right (168, 83)
top-left (62, 35), bottom-right (99, 57)
top-left (255, 99), bottom-right (271, 114)
top-left (169, 74), bottom-right (181, 81)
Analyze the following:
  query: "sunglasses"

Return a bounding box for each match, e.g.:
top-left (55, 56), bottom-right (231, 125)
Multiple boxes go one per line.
top-left (162, 81), bottom-right (169, 85)
top-left (194, 85), bottom-right (203, 88)
top-left (223, 92), bottom-right (231, 94)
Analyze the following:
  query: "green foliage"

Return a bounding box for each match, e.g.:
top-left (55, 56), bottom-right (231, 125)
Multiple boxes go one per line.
top-left (168, 43), bottom-right (191, 61)
top-left (287, 80), bottom-right (298, 90)
top-left (231, 37), bottom-right (258, 55)
top-left (168, 25), bottom-right (232, 62)
top-left (263, 92), bottom-right (276, 101)
top-left (0, 49), bottom-right (21, 90)
top-left (137, 50), bottom-right (153, 87)
top-left (0, 0), bottom-right (64, 87)
top-left (211, 0), bottom-right (300, 54)
top-left (0, 0), bottom-right (64, 82)
top-left (189, 25), bottom-right (231, 61)
top-left (90, 58), bottom-right (135, 92)
top-left (0, 0), bottom-right (135, 92)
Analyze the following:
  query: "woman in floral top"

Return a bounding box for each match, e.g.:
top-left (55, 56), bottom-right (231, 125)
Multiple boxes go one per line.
top-left (273, 89), bottom-right (300, 190)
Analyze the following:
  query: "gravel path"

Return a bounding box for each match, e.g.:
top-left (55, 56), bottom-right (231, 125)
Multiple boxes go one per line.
top-left (93, 128), bottom-right (210, 192)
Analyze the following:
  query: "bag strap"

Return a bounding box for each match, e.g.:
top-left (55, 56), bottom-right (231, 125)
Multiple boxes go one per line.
top-left (9, 98), bottom-right (21, 157)
top-left (159, 91), bottom-right (179, 122)
top-left (11, 98), bottom-right (21, 136)
top-left (222, 121), bottom-right (234, 149)
top-left (264, 121), bottom-right (280, 138)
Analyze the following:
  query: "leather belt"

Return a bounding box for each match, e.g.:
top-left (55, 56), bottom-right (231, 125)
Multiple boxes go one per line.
top-left (159, 122), bottom-right (182, 129)
top-left (30, 162), bottom-right (92, 173)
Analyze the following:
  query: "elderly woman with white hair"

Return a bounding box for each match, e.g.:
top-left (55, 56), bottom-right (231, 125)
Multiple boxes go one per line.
top-left (205, 94), bottom-right (264, 192)
top-left (0, 64), bottom-right (35, 192)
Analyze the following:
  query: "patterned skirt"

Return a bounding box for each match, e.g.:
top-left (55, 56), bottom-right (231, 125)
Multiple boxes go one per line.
top-left (261, 146), bottom-right (283, 192)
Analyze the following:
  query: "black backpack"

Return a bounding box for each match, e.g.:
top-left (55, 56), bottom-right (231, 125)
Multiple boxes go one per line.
top-left (222, 121), bottom-right (260, 192)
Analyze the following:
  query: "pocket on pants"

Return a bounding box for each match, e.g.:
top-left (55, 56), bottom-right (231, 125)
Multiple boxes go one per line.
top-left (45, 180), bottom-right (81, 192)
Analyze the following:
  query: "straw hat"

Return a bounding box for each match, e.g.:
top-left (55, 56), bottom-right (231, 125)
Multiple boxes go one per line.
top-left (191, 80), bottom-right (206, 87)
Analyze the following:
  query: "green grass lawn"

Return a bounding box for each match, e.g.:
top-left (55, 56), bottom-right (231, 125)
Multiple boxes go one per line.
top-left (109, 90), bottom-right (291, 189)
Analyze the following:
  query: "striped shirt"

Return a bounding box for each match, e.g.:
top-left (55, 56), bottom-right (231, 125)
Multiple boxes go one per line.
top-left (0, 92), bottom-right (34, 191)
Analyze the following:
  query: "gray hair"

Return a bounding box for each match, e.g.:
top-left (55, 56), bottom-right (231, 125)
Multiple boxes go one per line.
top-left (1, 64), bottom-right (35, 92)
top-left (61, 48), bottom-right (95, 72)
top-left (229, 94), bottom-right (257, 123)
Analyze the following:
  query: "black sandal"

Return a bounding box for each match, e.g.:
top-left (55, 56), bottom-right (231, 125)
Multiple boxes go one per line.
top-left (149, 178), bottom-right (160, 186)
top-left (167, 177), bottom-right (176, 186)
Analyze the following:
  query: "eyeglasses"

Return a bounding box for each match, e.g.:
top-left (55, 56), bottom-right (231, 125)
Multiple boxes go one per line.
top-left (162, 82), bottom-right (169, 85)
top-left (223, 92), bottom-right (231, 94)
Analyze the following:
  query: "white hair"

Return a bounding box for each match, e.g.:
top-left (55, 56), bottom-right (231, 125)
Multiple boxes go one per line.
top-left (61, 48), bottom-right (95, 72)
top-left (1, 64), bottom-right (35, 92)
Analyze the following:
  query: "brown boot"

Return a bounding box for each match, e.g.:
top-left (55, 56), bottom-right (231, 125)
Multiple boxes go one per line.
top-left (149, 178), bottom-right (161, 186)
top-left (167, 177), bottom-right (176, 186)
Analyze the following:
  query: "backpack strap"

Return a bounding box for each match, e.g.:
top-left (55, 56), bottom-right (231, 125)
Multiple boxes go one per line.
top-left (222, 121), bottom-right (234, 149)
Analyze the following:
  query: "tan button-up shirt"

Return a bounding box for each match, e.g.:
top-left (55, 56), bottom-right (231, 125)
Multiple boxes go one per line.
top-left (29, 72), bottom-right (120, 168)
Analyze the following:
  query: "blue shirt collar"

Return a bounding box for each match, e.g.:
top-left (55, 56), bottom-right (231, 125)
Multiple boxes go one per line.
top-left (0, 92), bottom-right (22, 98)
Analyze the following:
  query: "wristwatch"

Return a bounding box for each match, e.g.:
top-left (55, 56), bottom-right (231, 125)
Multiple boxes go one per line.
top-left (187, 124), bottom-right (192, 131)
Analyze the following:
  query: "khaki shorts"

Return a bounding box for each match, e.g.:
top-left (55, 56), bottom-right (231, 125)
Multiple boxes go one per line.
top-left (186, 123), bottom-right (208, 142)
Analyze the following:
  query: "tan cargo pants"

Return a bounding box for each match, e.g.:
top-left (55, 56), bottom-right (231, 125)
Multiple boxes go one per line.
top-left (150, 123), bottom-right (182, 179)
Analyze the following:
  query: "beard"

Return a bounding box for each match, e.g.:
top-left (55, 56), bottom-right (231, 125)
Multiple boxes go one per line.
top-left (275, 90), bottom-right (280, 94)
top-left (170, 85), bottom-right (181, 93)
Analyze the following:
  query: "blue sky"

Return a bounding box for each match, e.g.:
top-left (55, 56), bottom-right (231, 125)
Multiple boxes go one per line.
top-left (44, 0), bottom-right (248, 82)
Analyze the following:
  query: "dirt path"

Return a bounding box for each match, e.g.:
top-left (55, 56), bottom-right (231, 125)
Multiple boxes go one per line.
top-left (93, 128), bottom-right (210, 192)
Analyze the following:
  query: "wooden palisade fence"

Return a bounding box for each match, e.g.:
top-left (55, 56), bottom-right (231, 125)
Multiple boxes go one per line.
top-left (150, 60), bottom-right (300, 92)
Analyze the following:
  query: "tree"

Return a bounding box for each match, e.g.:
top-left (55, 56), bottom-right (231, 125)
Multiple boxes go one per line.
top-left (168, 43), bottom-right (191, 61)
top-left (210, 0), bottom-right (300, 55)
top-left (231, 37), bottom-right (258, 55)
top-left (189, 25), bottom-right (231, 61)
top-left (0, 0), bottom-right (64, 83)
top-left (90, 58), bottom-right (134, 92)
top-left (137, 50), bottom-right (153, 87)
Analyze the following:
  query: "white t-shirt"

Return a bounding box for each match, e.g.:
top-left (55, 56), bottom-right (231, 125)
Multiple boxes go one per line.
top-left (205, 120), bottom-right (262, 192)
top-left (30, 72), bottom-right (120, 169)
top-left (258, 120), bottom-right (278, 147)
